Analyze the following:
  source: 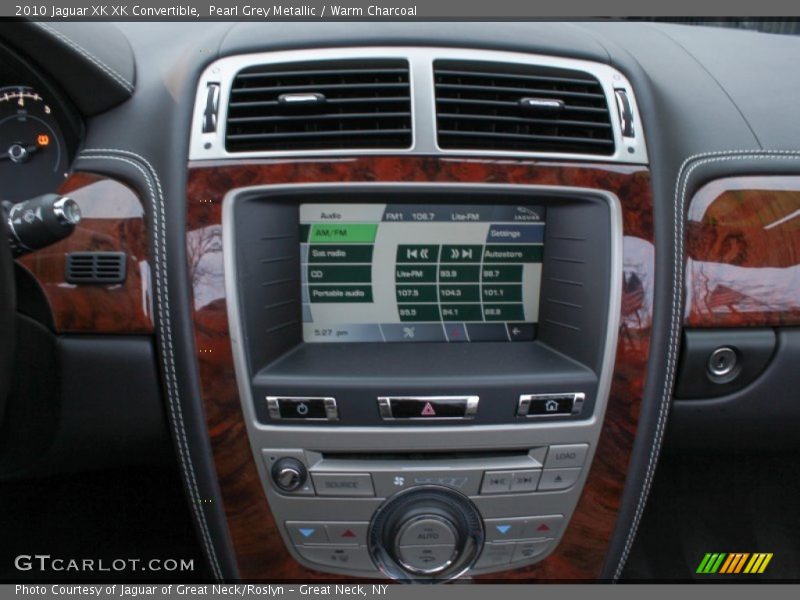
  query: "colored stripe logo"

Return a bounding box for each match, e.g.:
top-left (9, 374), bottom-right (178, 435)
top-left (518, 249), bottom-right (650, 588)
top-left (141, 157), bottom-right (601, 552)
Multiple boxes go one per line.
top-left (697, 552), bottom-right (773, 574)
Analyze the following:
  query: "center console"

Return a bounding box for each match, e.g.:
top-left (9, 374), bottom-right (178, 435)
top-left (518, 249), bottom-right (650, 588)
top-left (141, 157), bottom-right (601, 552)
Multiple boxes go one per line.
top-left (223, 183), bottom-right (621, 579)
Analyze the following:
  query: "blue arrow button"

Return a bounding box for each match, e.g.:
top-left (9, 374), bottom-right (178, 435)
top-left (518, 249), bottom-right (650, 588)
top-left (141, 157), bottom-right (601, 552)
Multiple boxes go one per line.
top-left (496, 525), bottom-right (512, 534)
top-left (299, 528), bottom-right (316, 538)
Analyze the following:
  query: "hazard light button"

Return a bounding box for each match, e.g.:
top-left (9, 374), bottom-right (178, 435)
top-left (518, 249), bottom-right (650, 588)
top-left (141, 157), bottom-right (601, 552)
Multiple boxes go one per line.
top-left (377, 396), bottom-right (479, 420)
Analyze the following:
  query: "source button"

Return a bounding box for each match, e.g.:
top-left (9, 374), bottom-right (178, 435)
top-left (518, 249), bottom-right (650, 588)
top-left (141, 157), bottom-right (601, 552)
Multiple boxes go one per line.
top-left (312, 473), bottom-right (375, 497)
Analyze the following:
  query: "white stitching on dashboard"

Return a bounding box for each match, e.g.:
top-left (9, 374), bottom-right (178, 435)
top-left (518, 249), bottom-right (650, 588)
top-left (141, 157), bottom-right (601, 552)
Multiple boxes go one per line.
top-left (613, 149), bottom-right (800, 580)
top-left (34, 23), bottom-right (134, 93)
top-left (78, 149), bottom-right (223, 580)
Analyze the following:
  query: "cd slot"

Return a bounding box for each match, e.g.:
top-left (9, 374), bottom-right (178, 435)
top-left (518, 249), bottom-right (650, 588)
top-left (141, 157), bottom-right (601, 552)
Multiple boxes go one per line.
top-left (311, 448), bottom-right (546, 472)
top-left (320, 449), bottom-right (535, 462)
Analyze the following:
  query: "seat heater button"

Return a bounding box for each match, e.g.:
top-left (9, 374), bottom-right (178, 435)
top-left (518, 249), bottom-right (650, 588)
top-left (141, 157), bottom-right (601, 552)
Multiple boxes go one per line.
top-left (324, 522), bottom-right (369, 546)
top-left (509, 470), bottom-right (541, 493)
top-left (294, 545), bottom-right (375, 572)
top-left (545, 444), bottom-right (589, 469)
top-left (522, 515), bottom-right (564, 539)
top-left (398, 517), bottom-right (457, 547)
top-left (481, 470), bottom-right (514, 494)
top-left (312, 473), bottom-right (375, 497)
top-left (538, 468), bottom-right (581, 491)
top-left (512, 539), bottom-right (552, 563)
top-left (484, 517), bottom-right (527, 542)
top-left (286, 522), bottom-right (328, 545)
top-left (474, 542), bottom-right (515, 568)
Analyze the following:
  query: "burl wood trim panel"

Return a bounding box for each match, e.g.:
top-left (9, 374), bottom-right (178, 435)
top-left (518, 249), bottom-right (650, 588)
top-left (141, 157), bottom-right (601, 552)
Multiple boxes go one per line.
top-left (685, 176), bottom-right (800, 327)
top-left (17, 172), bottom-right (153, 334)
top-left (187, 157), bottom-right (654, 581)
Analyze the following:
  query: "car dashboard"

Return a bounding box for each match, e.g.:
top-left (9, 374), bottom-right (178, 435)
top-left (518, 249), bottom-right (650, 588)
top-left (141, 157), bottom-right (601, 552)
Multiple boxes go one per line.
top-left (0, 20), bottom-right (799, 583)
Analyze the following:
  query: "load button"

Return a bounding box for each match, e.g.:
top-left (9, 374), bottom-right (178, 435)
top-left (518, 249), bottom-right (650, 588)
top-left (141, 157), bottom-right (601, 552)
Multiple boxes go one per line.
top-left (544, 444), bottom-right (589, 469)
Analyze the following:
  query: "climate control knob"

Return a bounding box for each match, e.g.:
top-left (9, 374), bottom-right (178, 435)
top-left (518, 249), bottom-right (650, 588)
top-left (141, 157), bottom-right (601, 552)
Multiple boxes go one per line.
top-left (271, 457), bottom-right (307, 493)
top-left (368, 486), bottom-right (484, 581)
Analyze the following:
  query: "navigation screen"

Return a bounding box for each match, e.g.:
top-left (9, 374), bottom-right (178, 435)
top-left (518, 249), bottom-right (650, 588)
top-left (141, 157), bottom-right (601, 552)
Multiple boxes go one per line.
top-left (300, 203), bottom-right (545, 343)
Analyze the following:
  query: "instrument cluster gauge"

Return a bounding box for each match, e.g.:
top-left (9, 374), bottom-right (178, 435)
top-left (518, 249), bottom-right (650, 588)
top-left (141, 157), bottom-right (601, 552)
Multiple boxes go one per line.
top-left (0, 86), bottom-right (70, 201)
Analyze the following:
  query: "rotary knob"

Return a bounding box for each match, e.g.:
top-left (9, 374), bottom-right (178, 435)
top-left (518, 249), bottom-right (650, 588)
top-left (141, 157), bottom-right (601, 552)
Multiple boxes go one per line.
top-left (271, 457), bottom-right (308, 493)
top-left (368, 486), bottom-right (484, 581)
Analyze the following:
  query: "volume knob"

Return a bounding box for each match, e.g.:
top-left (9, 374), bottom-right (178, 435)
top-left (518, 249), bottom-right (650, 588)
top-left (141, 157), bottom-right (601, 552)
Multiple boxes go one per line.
top-left (271, 457), bottom-right (308, 493)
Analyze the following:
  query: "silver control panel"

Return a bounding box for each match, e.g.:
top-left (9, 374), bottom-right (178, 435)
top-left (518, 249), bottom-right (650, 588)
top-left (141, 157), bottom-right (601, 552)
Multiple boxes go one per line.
top-left (260, 444), bottom-right (591, 579)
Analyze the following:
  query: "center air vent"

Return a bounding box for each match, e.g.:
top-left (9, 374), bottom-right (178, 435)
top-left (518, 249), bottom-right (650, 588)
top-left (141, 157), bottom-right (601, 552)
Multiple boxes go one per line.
top-left (434, 60), bottom-right (615, 156)
top-left (225, 59), bottom-right (412, 152)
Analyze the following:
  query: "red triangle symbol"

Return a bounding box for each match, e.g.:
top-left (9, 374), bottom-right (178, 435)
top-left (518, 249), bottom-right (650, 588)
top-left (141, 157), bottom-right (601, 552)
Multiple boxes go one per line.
top-left (421, 402), bottom-right (437, 416)
top-left (341, 529), bottom-right (356, 538)
top-left (536, 523), bottom-right (550, 532)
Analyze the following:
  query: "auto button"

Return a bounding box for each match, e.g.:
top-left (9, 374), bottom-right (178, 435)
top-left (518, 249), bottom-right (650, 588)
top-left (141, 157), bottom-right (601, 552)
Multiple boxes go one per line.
top-left (398, 516), bottom-right (457, 547)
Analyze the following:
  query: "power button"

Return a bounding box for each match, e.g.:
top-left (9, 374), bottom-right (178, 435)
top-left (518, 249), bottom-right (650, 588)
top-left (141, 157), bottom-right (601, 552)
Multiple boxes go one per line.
top-left (266, 396), bottom-right (339, 421)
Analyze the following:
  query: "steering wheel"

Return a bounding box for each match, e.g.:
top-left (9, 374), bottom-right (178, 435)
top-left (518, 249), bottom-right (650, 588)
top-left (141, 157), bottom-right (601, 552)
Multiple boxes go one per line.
top-left (0, 213), bottom-right (14, 419)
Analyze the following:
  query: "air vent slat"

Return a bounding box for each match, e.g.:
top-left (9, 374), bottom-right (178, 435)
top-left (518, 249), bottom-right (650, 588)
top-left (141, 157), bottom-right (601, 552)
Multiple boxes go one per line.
top-left (231, 82), bottom-right (410, 95)
top-left (236, 67), bottom-right (408, 80)
top-left (440, 130), bottom-right (615, 147)
top-left (229, 96), bottom-right (412, 110)
top-left (228, 111), bottom-right (410, 124)
top-left (226, 59), bottom-right (412, 152)
top-left (438, 113), bottom-right (612, 130)
top-left (228, 129), bottom-right (412, 141)
top-left (437, 97), bottom-right (609, 115)
top-left (434, 59), bottom-right (615, 156)
top-left (434, 68), bottom-right (598, 87)
top-left (437, 83), bottom-right (605, 101)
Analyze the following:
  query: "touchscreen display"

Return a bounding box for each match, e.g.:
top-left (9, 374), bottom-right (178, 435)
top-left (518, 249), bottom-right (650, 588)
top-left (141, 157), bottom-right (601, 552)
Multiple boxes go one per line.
top-left (300, 203), bottom-right (545, 342)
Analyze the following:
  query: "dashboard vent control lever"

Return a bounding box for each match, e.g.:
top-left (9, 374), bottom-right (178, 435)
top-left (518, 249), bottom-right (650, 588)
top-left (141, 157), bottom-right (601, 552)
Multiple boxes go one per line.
top-left (614, 89), bottom-right (635, 138)
top-left (278, 92), bottom-right (327, 105)
top-left (202, 83), bottom-right (220, 133)
top-left (518, 97), bottom-right (564, 113)
top-left (3, 194), bottom-right (81, 258)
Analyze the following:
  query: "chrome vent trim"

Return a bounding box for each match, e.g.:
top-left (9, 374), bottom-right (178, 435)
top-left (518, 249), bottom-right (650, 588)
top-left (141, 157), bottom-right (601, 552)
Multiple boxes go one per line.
top-left (190, 47), bottom-right (647, 164)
